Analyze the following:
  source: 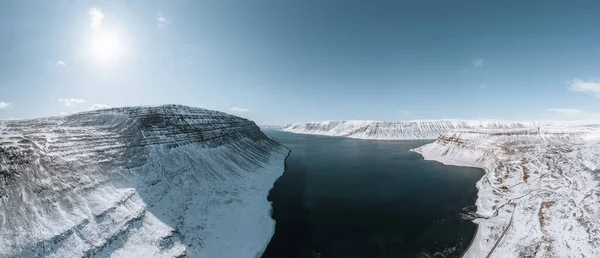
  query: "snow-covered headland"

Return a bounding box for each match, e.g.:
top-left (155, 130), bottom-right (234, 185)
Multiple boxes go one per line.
top-left (0, 105), bottom-right (287, 257)
top-left (413, 126), bottom-right (600, 257)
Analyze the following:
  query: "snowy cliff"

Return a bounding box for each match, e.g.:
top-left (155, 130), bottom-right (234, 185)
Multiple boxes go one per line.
top-left (283, 120), bottom-right (546, 139)
top-left (0, 105), bottom-right (287, 258)
top-left (413, 126), bottom-right (600, 257)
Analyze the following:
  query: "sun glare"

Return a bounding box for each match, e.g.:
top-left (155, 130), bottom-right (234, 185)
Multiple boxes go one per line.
top-left (89, 30), bottom-right (124, 64)
top-left (85, 8), bottom-right (127, 67)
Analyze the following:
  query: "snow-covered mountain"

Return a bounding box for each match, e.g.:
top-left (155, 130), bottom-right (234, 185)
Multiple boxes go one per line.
top-left (0, 105), bottom-right (287, 258)
top-left (413, 126), bottom-right (600, 257)
top-left (283, 120), bottom-right (548, 139)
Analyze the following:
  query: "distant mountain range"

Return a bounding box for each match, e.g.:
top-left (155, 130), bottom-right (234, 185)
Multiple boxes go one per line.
top-left (282, 120), bottom-right (552, 139)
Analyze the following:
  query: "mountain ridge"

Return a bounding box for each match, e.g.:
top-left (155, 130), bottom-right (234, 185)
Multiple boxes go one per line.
top-left (0, 105), bottom-right (287, 257)
top-left (283, 120), bottom-right (552, 139)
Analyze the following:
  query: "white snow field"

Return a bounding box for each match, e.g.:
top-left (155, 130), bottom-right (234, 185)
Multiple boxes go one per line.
top-left (282, 120), bottom-right (550, 139)
top-left (413, 126), bottom-right (600, 257)
top-left (0, 105), bottom-right (288, 258)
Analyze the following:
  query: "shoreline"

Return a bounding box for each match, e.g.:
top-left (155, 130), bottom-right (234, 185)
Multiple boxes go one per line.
top-left (410, 146), bottom-right (490, 258)
top-left (461, 224), bottom-right (478, 258)
top-left (260, 146), bottom-right (292, 256)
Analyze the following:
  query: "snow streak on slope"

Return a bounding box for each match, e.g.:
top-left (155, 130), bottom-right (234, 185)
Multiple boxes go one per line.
top-left (283, 120), bottom-right (546, 139)
top-left (0, 105), bottom-right (287, 258)
top-left (413, 126), bottom-right (600, 258)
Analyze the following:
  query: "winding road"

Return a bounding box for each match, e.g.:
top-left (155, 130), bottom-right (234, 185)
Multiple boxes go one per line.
top-left (485, 204), bottom-right (516, 258)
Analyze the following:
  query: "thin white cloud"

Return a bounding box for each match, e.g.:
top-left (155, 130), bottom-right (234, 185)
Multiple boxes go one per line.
top-left (548, 108), bottom-right (583, 116)
top-left (89, 104), bottom-right (112, 110)
top-left (473, 58), bottom-right (484, 68)
top-left (157, 12), bottom-right (167, 27)
top-left (56, 60), bottom-right (66, 67)
top-left (58, 98), bottom-right (87, 107)
top-left (0, 102), bottom-right (11, 109)
top-left (89, 7), bottom-right (104, 29)
top-left (568, 78), bottom-right (600, 98)
top-left (230, 107), bottom-right (249, 112)
top-left (480, 84), bottom-right (486, 89)
top-left (398, 110), bottom-right (409, 114)
top-left (60, 112), bottom-right (68, 115)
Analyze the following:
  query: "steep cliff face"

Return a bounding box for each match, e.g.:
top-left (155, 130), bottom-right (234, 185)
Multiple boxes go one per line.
top-left (0, 105), bottom-right (287, 258)
top-left (413, 127), bottom-right (600, 258)
top-left (283, 120), bottom-right (546, 139)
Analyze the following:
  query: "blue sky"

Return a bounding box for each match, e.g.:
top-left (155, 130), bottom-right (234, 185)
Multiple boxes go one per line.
top-left (1, 1), bottom-right (599, 124)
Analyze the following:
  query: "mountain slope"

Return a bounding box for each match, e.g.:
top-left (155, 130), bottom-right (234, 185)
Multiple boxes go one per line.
top-left (413, 126), bottom-right (600, 257)
top-left (283, 120), bottom-right (546, 139)
top-left (0, 105), bottom-right (287, 258)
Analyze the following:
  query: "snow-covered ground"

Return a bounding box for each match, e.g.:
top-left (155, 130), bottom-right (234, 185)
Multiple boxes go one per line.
top-left (283, 120), bottom-right (550, 139)
top-left (0, 105), bottom-right (287, 257)
top-left (413, 126), bottom-right (600, 257)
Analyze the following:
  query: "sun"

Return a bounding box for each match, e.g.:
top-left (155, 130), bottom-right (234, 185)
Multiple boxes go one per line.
top-left (89, 29), bottom-right (125, 65)
top-left (91, 31), bottom-right (120, 61)
top-left (89, 29), bottom-right (124, 64)
top-left (84, 8), bottom-right (129, 68)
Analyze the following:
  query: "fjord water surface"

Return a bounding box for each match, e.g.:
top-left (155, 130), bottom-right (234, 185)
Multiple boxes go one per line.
top-left (262, 130), bottom-right (484, 258)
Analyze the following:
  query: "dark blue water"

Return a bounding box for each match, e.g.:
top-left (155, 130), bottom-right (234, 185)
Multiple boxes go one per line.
top-left (262, 130), bottom-right (484, 258)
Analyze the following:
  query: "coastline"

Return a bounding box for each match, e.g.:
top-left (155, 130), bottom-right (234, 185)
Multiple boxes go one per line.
top-left (462, 224), bottom-right (478, 258)
top-left (258, 147), bottom-right (292, 257)
top-left (411, 146), bottom-right (489, 258)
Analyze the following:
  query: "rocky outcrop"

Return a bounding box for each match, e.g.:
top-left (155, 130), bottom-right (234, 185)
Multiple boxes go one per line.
top-left (0, 105), bottom-right (287, 258)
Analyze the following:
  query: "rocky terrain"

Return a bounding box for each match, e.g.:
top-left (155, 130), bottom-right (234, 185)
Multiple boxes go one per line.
top-left (0, 105), bottom-right (287, 257)
top-left (413, 126), bottom-right (600, 257)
